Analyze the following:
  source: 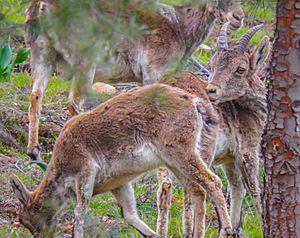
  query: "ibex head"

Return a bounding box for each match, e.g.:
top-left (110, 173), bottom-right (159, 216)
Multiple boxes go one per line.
top-left (206, 22), bottom-right (270, 104)
top-left (11, 175), bottom-right (56, 238)
top-left (175, 0), bottom-right (244, 24)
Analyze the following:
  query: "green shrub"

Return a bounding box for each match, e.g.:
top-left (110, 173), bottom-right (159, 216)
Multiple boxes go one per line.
top-left (0, 43), bottom-right (30, 79)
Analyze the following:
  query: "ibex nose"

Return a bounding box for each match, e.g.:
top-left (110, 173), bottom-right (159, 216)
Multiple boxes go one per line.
top-left (207, 88), bottom-right (217, 94)
top-left (206, 85), bottom-right (218, 95)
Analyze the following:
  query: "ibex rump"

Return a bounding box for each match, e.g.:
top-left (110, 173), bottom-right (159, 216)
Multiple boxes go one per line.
top-left (11, 83), bottom-right (232, 238)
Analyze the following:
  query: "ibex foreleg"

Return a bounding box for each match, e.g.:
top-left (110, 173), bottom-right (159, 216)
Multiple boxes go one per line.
top-left (73, 163), bottom-right (97, 238)
top-left (112, 183), bottom-right (158, 237)
top-left (238, 150), bottom-right (262, 218)
top-left (223, 162), bottom-right (246, 231)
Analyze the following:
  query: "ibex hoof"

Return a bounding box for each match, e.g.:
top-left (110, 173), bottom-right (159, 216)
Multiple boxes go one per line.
top-left (232, 227), bottom-right (246, 238)
top-left (27, 146), bottom-right (41, 161)
top-left (145, 235), bottom-right (160, 238)
top-left (219, 227), bottom-right (234, 238)
top-left (66, 102), bottom-right (81, 116)
top-left (183, 232), bottom-right (193, 238)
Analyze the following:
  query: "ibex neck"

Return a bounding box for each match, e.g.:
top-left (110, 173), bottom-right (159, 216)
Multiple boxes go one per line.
top-left (219, 77), bottom-right (267, 129)
top-left (235, 77), bottom-right (267, 128)
top-left (32, 166), bottom-right (70, 214)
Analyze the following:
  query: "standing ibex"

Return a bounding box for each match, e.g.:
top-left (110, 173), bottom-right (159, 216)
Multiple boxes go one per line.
top-left (161, 23), bottom-right (270, 237)
top-left (11, 82), bottom-right (233, 238)
top-left (25, 1), bottom-right (243, 237)
top-left (25, 0), bottom-right (244, 160)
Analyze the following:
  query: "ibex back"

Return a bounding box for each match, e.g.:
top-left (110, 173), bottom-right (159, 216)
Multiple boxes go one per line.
top-left (11, 83), bottom-right (233, 238)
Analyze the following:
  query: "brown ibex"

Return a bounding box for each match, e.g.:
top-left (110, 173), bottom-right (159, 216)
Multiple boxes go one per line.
top-left (11, 82), bottom-right (233, 238)
top-left (25, 0), bottom-right (244, 160)
top-left (160, 23), bottom-right (270, 237)
top-left (25, 2), bottom-right (243, 236)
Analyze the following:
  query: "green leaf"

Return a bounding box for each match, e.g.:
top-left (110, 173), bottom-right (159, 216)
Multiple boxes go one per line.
top-left (28, 161), bottom-right (48, 172)
top-left (14, 48), bottom-right (30, 64)
top-left (2, 62), bottom-right (13, 77)
top-left (0, 44), bottom-right (13, 71)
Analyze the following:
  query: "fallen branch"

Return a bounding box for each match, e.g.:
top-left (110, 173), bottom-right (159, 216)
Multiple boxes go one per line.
top-left (0, 122), bottom-right (25, 152)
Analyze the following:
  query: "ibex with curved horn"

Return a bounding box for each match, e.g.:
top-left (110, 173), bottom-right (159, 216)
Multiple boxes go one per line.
top-left (160, 23), bottom-right (270, 237)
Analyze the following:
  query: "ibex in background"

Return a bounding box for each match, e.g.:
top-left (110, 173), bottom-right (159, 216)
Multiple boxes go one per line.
top-left (11, 81), bottom-right (234, 238)
top-left (160, 23), bottom-right (270, 237)
top-left (25, 0), bottom-right (244, 160)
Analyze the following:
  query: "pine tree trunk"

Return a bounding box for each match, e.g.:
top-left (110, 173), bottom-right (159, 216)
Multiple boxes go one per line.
top-left (262, 0), bottom-right (300, 237)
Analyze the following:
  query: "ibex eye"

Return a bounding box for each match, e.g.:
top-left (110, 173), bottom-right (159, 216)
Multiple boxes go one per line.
top-left (236, 67), bottom-right (246, 74)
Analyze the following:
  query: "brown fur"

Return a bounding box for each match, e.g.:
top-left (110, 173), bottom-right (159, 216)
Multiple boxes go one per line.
top-left (25, 0), bottom-right (244, 160)
top-left (11, 83), bottom-right (233, 238)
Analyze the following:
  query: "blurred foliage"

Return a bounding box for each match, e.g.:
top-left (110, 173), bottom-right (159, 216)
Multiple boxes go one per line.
top-left (0, 0), bottom-right (27, 44)
top-left (243, 0), bottom-right (276, 22)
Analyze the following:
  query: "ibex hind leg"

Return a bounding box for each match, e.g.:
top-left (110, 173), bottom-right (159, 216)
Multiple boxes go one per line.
top-left (112, 183), bottom-right (159, 237)
top-left (69, 62), bottom-right (96, 113)
top-left (156, 167), bottom-right (172, 238)
top-left (27, 38), bottom-right (54, 160)
top-left (182, 189), bottom-right (194, 238)
top-left (170, 170), bottom-right (206, 238)
top-left (164, 150), bottom-right (232, 238)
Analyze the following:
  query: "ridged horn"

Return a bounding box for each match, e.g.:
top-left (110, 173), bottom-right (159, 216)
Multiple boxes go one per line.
top-left (234, 23), bottom-right (264, 53)
top-left (217, 21), bottom-right (230, 50)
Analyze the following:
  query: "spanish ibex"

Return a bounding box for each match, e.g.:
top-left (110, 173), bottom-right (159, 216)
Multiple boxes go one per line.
top-left (25, 0), bottom-right (244, 160)
top-left (11, 82), bottom-right (233, 238)
top-left (160, 23), bottom-right (270, 237)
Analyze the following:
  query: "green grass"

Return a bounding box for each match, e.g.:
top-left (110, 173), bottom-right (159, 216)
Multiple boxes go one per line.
top-left (0, 225), bottom-right (32, 238)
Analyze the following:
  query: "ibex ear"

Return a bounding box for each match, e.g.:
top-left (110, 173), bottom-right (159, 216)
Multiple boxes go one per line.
top-left (250, 36), bottom-right (271, 72)
top-left (10, 175), bottom-right (32, 206)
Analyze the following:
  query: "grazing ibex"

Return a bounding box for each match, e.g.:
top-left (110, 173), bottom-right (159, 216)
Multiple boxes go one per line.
top-left (160, 23), bottom-right (270, 237)
top-left (11, 83), bottom-right (233, 238)
top-left (25, 0), bottom-right (244, 160)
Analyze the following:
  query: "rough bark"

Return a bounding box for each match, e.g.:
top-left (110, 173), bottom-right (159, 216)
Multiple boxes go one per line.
top-left (262, 0), bottom-right (300, 237)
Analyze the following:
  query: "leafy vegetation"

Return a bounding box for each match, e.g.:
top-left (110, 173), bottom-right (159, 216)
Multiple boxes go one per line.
top-left (0, 43), bottom-right (30, 79)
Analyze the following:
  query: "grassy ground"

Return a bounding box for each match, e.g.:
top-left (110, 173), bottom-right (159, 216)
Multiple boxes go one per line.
top-left (0, 73), bottom-right (263, 238)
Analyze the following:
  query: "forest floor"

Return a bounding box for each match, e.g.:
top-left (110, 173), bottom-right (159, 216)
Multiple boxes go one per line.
top-left (0, 73), bottom-right (263, 238)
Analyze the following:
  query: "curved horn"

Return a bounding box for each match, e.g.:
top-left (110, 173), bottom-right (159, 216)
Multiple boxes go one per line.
top-left (218, 21), bottom-right (230, 50)
top-left (234, 23), bottom-right (264, 53)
